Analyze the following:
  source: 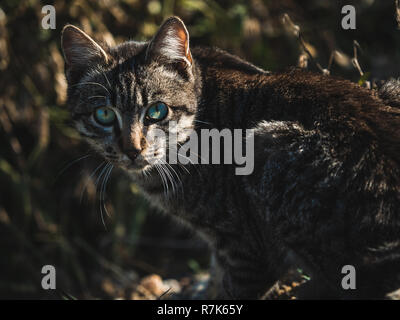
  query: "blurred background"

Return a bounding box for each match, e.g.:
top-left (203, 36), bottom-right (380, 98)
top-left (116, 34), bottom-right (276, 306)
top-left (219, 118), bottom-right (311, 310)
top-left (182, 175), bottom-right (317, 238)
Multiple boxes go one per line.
top-left (0, 0), bottom-right (400, 299)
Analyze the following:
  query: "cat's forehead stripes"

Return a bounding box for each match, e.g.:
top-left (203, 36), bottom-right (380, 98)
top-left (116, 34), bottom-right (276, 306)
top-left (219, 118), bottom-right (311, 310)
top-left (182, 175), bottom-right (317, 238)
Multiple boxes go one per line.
top-left (110, 61), bottom-right (142, 112)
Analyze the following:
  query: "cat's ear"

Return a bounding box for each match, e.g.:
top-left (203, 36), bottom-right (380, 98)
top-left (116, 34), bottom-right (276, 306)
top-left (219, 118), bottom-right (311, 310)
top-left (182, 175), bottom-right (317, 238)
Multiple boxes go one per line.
top-left (61, 25), bottom-right (109, 82)
top-left (146, 16), bottom-right (192, 69)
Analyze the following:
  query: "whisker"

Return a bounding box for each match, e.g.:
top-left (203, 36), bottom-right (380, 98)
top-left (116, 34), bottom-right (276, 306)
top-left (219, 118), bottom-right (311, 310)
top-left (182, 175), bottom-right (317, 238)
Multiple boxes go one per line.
top-left (158, 159), bottom-right (184, 199)
top-left (159, 164), bottom-right (170, 197)
top-left (71, 81), bottom-right (110, 95)
top-left (193, 119), bottom-right (213, 126)
top-left (79, 161), bottom-right (106, 204)
top-left (176, 141), bottom-right (204, 162)
top-left (54, 154), bottom-right (91, 184)
top-left (174, 143), bottom-right (202, 175)
top-left (103, 72), bottom-right (112, 89)
top-left (88, 95), bottom-right (107, 100)
top-left (155, 163), bottom-right (168, 198)
top-left (164, 161), bottom-right (183, 189)
top-left (175, 155), bottom-right (192, 174)
top-left (154, 164), bottom-right (165, 196)
top-left (97, 163), bottom-right (112, 229)
top-left (162, 163), bottom-right (176, 195)
top-left (101, 164), bottom-right (113, 218)
top-left (176, 161), bottom-right (190, 174)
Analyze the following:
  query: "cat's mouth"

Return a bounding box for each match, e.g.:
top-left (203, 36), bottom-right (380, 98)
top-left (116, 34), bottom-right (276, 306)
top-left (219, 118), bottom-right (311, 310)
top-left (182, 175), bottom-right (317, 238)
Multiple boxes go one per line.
top-left (116, 153), bottom-right (152, 173)
top-left (103, 147), bottom-right (165, 174)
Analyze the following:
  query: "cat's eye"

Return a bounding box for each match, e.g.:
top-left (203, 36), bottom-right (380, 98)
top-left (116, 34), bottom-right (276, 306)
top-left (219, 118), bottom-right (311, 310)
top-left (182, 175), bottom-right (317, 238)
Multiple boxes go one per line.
top-left (94, 107), bottom-right (116, 126)
top-left (146, 102), bottom-right (168, 123)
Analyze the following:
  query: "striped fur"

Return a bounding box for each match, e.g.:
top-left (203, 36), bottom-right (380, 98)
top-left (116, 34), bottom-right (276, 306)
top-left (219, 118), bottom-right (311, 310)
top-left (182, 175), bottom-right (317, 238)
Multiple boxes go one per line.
top-left (62, 17), bottom-right (400, 299)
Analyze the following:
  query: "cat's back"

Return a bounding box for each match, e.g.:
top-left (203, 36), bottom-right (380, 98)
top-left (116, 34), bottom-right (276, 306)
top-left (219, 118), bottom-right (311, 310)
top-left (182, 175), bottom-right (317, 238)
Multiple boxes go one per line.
top-left (193, 47), bottom-right (399, 181)
top-left (265, 69), bottom-right (400, 166)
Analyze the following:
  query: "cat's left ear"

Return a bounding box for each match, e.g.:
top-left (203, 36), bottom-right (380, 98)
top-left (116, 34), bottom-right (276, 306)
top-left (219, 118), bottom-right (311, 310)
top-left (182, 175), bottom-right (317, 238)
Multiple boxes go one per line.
top-left (146, 16), bottom-right (192, 70)
top-left (61, 25), bottom-right (110, 84)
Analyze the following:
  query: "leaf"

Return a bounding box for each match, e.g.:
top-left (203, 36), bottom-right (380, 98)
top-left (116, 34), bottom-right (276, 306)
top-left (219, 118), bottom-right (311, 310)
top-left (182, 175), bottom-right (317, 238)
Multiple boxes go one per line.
top-left (301, 274), bottom-right (311, 281)
top-left (358, 72), bottom-right (371, 86)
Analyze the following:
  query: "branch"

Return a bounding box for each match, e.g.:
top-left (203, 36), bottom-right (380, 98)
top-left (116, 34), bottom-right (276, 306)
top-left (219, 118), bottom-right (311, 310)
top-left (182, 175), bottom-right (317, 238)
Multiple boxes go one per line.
top-left (351, 40), bottom-right (371, 88)
top-left (282, 13), bottom-right (329, 75)
top-left (351, 40), bottom-right (364, 76)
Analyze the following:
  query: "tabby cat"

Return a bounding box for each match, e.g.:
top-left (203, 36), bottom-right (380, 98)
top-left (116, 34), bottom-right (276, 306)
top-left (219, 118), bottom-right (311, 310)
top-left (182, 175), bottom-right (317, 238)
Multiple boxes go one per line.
top-left (61, 17), bottom-right (400, 299)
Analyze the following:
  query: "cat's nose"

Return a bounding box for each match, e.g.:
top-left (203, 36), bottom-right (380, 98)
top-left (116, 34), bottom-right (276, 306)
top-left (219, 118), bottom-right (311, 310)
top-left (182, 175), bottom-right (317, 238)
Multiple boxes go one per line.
top-left (125, 148), bottom-right (140, 161)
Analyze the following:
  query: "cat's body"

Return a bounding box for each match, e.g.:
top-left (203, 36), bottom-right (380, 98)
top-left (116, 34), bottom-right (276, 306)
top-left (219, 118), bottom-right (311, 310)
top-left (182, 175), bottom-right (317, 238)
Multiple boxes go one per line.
top-left (61, 17), bottom-right (400, 299)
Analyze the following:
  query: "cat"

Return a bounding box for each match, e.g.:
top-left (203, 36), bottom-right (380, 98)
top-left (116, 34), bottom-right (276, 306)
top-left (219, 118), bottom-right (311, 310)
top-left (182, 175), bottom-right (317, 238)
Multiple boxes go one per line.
top-left (61, 16), bottom-right (400, 299)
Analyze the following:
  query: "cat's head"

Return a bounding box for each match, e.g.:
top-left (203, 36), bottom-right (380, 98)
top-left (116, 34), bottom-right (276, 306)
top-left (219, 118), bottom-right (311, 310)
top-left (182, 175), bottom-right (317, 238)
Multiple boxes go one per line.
top-left (61, 17), bottom-right (198, 174)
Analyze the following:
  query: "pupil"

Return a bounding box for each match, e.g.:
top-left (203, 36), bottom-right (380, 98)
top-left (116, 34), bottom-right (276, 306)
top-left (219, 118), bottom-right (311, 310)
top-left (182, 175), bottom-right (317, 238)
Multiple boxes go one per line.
top-left (147, 103), bottom-right (166, 120)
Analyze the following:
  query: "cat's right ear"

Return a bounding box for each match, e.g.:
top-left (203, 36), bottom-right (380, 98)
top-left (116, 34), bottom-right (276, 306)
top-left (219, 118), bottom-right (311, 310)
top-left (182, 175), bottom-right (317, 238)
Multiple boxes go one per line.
top-left (145, 17), bottom-right (192, 72)
top-left (61, 25), bottom-right (109, 83)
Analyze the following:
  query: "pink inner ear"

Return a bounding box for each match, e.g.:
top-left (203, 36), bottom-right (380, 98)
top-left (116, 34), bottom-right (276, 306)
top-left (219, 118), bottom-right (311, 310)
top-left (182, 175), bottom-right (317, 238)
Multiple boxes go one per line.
top-left (147, 17), bottom-right (193, 66)
top-left (186, 44), bottom-right (192, 65)
top-left (177, 29), bottom-right (192, 64)
top-left (171, 27), bottom-right (191, 65)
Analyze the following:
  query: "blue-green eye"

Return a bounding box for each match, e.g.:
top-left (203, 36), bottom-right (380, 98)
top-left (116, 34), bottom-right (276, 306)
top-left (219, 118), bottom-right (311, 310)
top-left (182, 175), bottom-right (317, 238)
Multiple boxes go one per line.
top-left (146, 102), bottom-right (168, 122)
top-left (94, 107), bottom-right (116, 126)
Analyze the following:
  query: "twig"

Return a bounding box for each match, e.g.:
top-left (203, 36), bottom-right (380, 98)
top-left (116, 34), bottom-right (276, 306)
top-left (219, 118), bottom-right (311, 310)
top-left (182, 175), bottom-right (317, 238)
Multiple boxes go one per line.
top-left (327, 51), bottom-right (341, 71)
top-left (351, 40), bottom-right (364, 76)
top-left (351, 40), bottom-right (371, 89)
top-left (158, 287), bottom-right (172, 300)
top-left (282, 13), bottom-right (329, 75)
